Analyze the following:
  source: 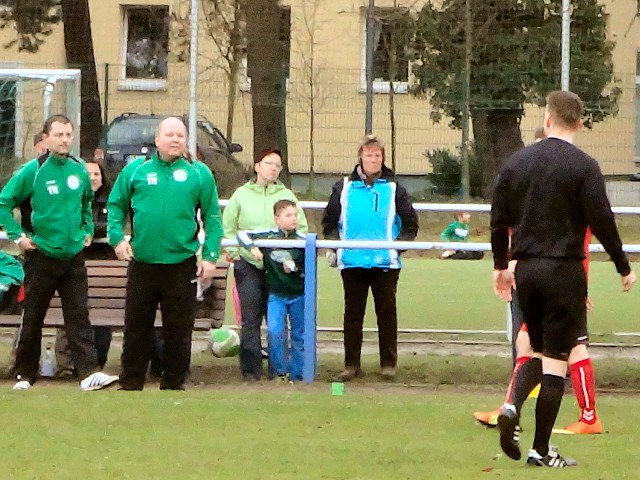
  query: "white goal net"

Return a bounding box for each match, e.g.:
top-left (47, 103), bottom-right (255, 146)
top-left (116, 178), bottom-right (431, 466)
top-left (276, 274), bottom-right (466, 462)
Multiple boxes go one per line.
top-left (0, 68), bottom-right (81, 184)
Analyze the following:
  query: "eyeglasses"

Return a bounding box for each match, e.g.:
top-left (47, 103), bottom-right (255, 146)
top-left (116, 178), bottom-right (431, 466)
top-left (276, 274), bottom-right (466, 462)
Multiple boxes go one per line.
top-left (261, 160), bottom-right (283, 170)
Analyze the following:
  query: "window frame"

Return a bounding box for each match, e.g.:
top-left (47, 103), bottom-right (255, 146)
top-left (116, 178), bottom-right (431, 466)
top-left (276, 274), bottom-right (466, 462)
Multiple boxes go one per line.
top-left (359, 9), bottom-right (411, 94)
top-left (119, 4), bottom-right (170, 92)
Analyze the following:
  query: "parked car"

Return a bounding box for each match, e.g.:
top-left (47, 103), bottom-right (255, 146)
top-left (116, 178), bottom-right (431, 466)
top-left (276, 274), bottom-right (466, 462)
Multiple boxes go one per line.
top-left (102, 113), bottom-right (247, 195)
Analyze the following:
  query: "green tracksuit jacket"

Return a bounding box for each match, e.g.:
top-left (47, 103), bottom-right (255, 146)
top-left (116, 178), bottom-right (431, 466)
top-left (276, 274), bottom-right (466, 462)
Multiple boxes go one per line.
top-left (222, 180), bottom-right (308, 268)
top-left (107, 153), bottom-right (222, 264)
top-left (0, 251), bottom-right (24, 301)
top-left (0, 155), bottom-right (93, 259)
top-left (440, 221), bottom-right (470, 242)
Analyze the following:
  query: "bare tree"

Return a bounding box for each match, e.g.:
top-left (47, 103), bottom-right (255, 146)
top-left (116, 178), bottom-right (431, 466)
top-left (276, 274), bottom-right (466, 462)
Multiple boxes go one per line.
top-left (171, 0), bottom-right (246, 142)
top-left (202, 0), bottom-right (246, 142)
top-left (373, 3), bottom-right (416, 172)
top-left (294, 0), bottom-right (327, 195)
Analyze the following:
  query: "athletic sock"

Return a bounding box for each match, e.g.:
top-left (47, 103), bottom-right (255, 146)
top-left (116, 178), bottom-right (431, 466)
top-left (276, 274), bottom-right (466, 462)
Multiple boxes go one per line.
top-left (570, 358), bottom-right (597, 424)
top-left (533, 373), bottom-right (565, 457)
top-left (511, 357), bottom-right (542, 415)
top-left (503, 355), bottom-right (531, 405)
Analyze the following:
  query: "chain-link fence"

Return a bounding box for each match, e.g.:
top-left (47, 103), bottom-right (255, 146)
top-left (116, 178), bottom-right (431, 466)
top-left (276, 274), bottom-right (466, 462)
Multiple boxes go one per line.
top-left (3, 62), bottom-right (636, 174)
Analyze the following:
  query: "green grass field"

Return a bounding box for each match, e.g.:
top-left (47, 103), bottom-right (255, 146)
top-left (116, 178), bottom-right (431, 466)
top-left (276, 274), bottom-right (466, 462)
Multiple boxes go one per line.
top-left (1, 256), bottom-right (639, 478)
top-left (0, 385), bottom-right (638, 479)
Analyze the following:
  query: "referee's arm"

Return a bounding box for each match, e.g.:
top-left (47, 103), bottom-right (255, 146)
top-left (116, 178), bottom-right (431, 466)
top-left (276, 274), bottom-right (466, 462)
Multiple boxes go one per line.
top-left (581, 162), bottom-right (630, 277)
top-left (490, 170), bottom-right (512, 271)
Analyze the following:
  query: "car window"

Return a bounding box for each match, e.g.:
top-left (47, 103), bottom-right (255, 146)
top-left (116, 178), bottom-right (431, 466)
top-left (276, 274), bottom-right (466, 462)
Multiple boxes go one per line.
top-left (209, 127), bottom-right (230, 153)
top-left (198, 121), bottom-right (230, 153)
top-left (106, 118), bottom-right (160, 146)
top-left (196, 127), bottom-right (216, 149)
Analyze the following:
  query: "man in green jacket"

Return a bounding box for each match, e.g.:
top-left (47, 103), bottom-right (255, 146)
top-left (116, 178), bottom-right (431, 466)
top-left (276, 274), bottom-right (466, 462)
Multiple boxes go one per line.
top-left (108, 116), bottom-right (223, 390)
top-left (0, 114), bottom-right (118, 391)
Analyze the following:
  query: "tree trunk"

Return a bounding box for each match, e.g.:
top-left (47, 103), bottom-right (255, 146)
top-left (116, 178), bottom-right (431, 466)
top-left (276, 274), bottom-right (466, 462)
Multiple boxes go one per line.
top-left (226, 57), bottom-right (239, 142)
top-left (246, 0), bottom-right (290, 186)
top-left (471, 108), bottom-right (524, 200)
top-left (387, 31), bottom-right (397, 172)
top-left (307, 82), bottom-right (315, 195)
top-left (61, 0), bottom-right (102, 158)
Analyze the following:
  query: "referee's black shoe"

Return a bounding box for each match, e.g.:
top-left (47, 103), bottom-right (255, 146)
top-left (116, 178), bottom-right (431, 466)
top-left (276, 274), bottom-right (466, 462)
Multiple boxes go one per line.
top-left (527, 447), bottom-right (577, 468)
top-left (498, 405), bottom-right (521, 460)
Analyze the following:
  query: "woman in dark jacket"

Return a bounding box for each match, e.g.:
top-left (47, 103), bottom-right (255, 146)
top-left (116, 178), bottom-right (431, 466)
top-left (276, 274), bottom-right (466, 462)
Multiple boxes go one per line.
top-left (84, 160), bottom-right (114, 259)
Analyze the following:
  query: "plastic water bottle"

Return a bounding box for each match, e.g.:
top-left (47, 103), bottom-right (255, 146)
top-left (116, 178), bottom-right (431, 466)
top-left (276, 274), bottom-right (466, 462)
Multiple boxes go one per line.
top-left (40, 344), bottom-right (55, 377)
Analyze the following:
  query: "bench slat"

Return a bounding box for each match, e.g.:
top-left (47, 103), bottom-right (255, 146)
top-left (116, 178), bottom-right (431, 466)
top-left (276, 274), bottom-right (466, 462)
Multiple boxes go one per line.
top-left (88, 277), bottom-right (128, 288)
top-left (87, 267), bottom-right (128, 277)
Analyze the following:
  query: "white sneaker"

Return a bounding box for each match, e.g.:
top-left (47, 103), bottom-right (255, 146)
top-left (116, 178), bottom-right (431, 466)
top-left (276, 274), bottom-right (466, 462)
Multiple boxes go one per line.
top-left (80, 372), bottom-right (119, 391)
top-left (12, 379), bottom-right (31, 390)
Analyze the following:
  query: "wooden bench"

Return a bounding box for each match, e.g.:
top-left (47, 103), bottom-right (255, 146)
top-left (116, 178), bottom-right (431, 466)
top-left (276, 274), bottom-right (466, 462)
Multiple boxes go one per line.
top-left (0, 259), bottom-right (230, 331)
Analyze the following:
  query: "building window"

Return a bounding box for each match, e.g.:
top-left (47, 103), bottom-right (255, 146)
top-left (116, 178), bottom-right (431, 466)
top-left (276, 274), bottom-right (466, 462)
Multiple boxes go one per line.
top-left (120, 5), bottom-right (170, 91)
top-left (360, 8), bottom-right (412, 94)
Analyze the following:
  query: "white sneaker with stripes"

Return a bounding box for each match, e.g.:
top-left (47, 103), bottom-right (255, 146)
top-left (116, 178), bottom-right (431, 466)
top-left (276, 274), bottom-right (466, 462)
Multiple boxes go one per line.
top-left (12, 376), bottom-right (31, 391)
top-left (80, 372), bottom-right (119, 391)
top-left (527, 447), bottom-right (577, 468)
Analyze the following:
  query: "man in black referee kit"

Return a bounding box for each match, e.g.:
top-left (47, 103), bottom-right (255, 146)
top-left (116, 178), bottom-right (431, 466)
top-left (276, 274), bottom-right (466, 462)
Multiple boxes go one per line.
top-left (491, 90), bottom-right (636, 468)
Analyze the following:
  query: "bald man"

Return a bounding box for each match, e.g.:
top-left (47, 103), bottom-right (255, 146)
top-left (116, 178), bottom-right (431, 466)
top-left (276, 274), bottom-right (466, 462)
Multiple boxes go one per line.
top-left (108, 117), bottom-right (223, 390)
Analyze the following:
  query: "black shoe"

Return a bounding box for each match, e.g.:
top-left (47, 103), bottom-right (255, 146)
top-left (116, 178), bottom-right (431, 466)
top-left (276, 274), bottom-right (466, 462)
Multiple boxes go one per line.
top-left (498, 406), bottom-right (521, 460)
top-left (118, 386), bottom-right (143, 391)
top-left (160, 384), bottom-right (186, 391)
top-left (527, 448), bottom-right (577, 468)
top-left (331, 367), bottom-right (365, 382)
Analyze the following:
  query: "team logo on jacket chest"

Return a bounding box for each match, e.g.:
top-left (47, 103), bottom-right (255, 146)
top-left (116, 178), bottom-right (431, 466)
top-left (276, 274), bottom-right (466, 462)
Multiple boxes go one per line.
top-left (45, 180), bottom-right (59, 195)
top-left (173, 169), bottom-right (188, 182)
top-left (67, 175), bottom-right (80, 190)
top-left (147, 173), bottom-right (158, 185)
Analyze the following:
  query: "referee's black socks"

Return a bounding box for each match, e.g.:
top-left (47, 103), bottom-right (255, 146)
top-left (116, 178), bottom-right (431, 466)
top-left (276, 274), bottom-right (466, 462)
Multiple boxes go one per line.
top-left (533, 373), bottom-right (565, 457)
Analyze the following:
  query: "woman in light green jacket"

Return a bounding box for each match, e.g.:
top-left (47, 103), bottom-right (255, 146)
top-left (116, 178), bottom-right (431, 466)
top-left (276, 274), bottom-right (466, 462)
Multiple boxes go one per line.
top-left (223, 148), bottom-right (307, 381)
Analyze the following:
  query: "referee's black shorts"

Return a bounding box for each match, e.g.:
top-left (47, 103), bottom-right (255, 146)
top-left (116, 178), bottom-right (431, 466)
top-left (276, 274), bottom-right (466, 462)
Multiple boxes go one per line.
top-left (515, 258), bottom-right (588, 361)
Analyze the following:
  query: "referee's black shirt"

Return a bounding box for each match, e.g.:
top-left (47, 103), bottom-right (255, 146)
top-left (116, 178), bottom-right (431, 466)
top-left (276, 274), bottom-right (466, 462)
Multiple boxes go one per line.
top-left (491, 137), bottom-right (630, 276)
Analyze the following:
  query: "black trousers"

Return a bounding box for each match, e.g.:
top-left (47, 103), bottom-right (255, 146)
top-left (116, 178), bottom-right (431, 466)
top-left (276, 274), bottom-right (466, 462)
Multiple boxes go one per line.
top-left (120, 256), bottom-right (197, 390)
top-left (15, 250), bottom-right (98, 383)
top-left (234, 259), bottom-right (267, 380)
top-left (340, 267), bottom-right (400, 369)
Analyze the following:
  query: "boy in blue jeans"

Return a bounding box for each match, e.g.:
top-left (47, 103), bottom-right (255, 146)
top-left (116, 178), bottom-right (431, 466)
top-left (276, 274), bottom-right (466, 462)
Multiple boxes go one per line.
top-left (237, 199), bottom-right (305, 381)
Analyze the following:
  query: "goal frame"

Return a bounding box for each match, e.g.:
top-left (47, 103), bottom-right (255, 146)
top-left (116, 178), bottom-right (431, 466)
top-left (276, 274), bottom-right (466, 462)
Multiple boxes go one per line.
top-left (0, 68), bottom-right (81, 157)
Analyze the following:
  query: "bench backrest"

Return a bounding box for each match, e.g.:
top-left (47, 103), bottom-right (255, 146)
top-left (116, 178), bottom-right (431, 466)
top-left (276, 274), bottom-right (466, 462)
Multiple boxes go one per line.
top-left (0, 259), bottom-right (230, 330)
